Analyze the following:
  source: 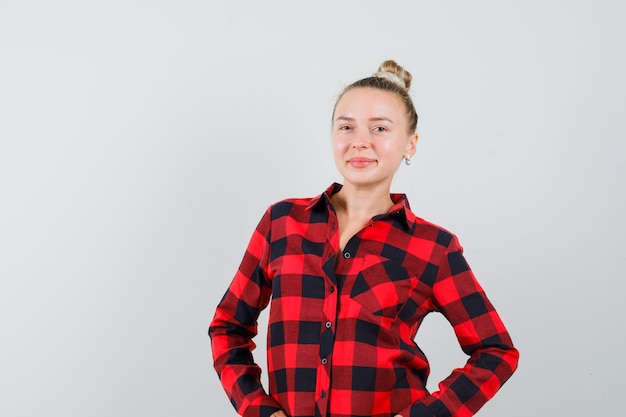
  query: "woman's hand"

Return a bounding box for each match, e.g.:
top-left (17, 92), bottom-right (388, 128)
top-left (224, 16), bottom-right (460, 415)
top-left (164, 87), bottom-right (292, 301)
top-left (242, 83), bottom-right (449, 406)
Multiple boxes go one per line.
top-left (272, 409), bottom-right (398, 416)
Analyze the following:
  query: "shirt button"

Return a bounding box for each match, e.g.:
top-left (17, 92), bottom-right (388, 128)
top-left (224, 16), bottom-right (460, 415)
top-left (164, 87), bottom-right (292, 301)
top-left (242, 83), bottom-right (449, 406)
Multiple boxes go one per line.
top-left (320, 391), bottom-right (326, 398)
top-left (343, 252), bottom-right (351, 259)
top-left (325, 321), bottom-right (332, 329)
top-left (329, 286), bottom-right (335, 293)
top-left (321, 358), bottom-right (328, 364)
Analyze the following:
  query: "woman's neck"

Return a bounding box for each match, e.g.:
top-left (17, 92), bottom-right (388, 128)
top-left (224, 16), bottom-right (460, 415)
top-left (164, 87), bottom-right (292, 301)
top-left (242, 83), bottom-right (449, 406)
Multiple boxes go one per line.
top-left (331, 182), bottom-right (394, 219)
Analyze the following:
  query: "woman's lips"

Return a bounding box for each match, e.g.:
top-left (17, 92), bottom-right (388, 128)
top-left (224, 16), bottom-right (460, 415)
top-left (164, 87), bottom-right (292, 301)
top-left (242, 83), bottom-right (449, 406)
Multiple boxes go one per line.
top-left (347, 157), bottom-right (376, 168)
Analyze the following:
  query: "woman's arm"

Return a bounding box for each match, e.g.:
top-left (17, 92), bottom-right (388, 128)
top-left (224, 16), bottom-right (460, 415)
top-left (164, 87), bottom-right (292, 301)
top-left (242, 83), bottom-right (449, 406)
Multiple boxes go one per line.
top-left (209, 207), bottom-right (283, 417)
top-left (399, 234), bottom-right (519, 417)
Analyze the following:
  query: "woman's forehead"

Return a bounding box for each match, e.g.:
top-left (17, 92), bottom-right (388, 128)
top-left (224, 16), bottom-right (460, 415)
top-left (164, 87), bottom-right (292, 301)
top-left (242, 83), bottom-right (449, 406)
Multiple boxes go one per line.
top-left (334, 88), bottom-right (406, 120)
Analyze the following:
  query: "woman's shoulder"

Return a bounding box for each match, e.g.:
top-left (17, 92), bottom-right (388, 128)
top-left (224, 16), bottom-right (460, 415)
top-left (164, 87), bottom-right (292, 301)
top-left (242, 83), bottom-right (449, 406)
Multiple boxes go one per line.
top-left (412, 212), bottom-right (451, 233)
top-left (270, 195), bottom-right (316, 208)
top-left (265, 184), bottom-right (337, 217)
top-left (262, 192), bottom-right (324, 221)
top-left (404, 207), bottom-right (460, 249)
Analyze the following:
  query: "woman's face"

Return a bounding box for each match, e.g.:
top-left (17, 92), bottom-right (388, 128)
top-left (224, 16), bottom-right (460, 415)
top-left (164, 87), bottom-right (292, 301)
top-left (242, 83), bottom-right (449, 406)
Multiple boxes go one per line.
top-left (332, 87), bottom-right (417, 190)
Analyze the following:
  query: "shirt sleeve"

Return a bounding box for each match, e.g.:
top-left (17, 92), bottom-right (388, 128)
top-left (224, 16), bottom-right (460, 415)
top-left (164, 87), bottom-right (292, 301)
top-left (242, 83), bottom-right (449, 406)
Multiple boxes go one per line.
top-left (208, 206), bottom-right (282, 417)
top-left (400, 234), bottom-right (520, 417)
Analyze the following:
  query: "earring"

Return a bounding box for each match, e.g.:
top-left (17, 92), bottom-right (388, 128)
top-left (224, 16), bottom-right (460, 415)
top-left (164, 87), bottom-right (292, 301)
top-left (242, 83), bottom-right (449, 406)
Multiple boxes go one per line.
top-left (404, 155), bottom-right (411, 165)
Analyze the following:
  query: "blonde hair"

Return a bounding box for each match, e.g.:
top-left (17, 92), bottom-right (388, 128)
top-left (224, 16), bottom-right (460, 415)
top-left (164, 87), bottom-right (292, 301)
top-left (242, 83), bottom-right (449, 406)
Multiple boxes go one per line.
top-left (333, 60), bottom-right (418, 133)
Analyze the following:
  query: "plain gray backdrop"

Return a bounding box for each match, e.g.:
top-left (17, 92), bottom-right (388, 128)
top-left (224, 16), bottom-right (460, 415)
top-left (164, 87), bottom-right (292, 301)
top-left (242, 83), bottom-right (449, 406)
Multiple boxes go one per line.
top-left (1, 1), bottom-right (624, 416)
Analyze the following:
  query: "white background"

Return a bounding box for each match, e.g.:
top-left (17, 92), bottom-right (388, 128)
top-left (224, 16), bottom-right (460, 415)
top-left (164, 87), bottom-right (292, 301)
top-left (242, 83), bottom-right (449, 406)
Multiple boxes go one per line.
top-left (1, 1), bottom-right (624, 416)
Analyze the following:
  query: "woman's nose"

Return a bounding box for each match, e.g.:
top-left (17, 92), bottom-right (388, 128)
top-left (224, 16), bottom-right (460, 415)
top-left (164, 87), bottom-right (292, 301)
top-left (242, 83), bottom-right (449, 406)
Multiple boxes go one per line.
top-left (351, 139), bottom-right (370, 150)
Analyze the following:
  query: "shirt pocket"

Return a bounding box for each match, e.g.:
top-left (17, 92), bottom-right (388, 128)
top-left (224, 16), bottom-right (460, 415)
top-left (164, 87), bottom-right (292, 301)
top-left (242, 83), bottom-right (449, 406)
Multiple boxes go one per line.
top-left (349, 254), bottom-right (416, 320)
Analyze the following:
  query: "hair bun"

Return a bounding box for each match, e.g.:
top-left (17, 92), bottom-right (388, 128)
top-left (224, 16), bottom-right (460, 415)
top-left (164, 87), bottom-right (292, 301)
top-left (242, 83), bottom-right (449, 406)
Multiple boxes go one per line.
top-left (373, 60), bottom-right (412, 91)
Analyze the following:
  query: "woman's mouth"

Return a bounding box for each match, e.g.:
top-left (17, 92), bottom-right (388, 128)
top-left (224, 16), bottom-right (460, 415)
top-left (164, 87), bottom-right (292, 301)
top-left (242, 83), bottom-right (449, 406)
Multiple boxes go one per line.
top-left (347, 157), bottom-right (376, 168)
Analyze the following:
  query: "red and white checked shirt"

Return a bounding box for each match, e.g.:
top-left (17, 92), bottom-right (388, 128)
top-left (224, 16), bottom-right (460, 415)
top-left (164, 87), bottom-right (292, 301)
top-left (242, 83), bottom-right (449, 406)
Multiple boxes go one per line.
top-left (209, 183), bottom-right (519, 417)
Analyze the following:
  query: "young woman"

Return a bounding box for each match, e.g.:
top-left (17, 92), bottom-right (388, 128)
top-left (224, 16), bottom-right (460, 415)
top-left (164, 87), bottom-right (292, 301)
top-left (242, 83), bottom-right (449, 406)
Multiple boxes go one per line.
top-left (209, 60), bottom-right (519, 417)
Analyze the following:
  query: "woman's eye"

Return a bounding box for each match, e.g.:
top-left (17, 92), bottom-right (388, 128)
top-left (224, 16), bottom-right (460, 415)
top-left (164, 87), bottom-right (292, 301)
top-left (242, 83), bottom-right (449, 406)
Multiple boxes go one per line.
top-left (373, 126), bottom-right (387, 132)
top-left (339, 125), bottom-right (352, 131)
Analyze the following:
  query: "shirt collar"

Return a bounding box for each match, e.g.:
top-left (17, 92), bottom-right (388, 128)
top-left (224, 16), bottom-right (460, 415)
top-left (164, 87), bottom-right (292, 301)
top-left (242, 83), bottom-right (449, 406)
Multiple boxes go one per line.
top-left (307, 183), bottom-right (416, 230)
top-left (306, 182), bottom-right (342, 211)
top-left (388, 192), bottom-right (415, 230)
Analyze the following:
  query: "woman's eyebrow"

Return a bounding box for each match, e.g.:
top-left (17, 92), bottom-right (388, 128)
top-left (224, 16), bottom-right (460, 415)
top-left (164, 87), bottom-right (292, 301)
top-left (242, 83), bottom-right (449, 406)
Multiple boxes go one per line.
top-left (368, 116), bottom-right (394, 123)
top-left (334, 116), bottom-right (394, 123)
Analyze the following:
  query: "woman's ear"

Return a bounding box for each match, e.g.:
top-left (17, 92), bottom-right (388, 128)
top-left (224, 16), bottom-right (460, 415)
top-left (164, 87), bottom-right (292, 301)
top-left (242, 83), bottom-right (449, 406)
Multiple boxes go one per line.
top-left (406, 133), bottom-right (418, 158)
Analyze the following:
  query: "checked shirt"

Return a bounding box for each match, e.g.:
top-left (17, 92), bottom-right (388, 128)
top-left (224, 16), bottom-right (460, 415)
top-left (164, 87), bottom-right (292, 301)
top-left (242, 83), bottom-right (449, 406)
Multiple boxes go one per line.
top-left (209, 183), bottom-right (519, 417)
